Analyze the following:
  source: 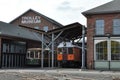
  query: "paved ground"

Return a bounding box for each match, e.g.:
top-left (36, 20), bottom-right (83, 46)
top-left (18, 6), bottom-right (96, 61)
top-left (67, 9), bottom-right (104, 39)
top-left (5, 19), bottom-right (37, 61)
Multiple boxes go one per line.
top-left (0, 68), bottom-right (120, 80)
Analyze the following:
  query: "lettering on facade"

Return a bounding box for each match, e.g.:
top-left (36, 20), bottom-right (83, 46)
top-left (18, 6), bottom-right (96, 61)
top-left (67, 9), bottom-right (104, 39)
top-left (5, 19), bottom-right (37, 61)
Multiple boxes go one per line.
top-left (21, 16), bottom-right (41, 24)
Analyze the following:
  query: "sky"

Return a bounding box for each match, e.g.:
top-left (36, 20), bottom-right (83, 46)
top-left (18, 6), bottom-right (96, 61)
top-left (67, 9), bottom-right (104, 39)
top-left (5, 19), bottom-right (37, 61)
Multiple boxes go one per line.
top-left (0, 0), bottom-right (112, 26)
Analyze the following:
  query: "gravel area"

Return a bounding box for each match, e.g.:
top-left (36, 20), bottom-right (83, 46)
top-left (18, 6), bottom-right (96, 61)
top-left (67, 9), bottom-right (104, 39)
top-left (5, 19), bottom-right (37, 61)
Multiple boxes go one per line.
top-left (0, 69), bottom-right (120, 80)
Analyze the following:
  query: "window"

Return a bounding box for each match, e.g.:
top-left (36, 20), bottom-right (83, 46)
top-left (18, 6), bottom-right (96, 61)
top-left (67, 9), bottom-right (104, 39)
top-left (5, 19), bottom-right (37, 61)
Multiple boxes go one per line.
top-left (2, 41), bottom-right (26, 53)
top-left (95, 40), bottom-right (120, 61)
top-left (43, 26), bottom-right (48, 32)
top-left (26, 51), bottom-right (30, 59)
top-left (63, 47), bottom-right (68, 54)
top-left (10, 44), bottom-right (14, 53)
top-left (3, 43), bottom-right (7, 53)
top-left (113, 19), bottom-right (120, 35)
top-left (95, 20), bottom-right (104, 35)
top-left (30, 51), bottom-right (34, 58)
top-left (2, 43), bottom-right (10, 53)
top-left (111, 41), bottom-right (120, 60)
top-left (68, 48), bottom-right (73, 54)
top-left (27, 50), bottom-right (41, 59)
top-left (34, 26), bottom-right (39, 29)
top-left (58, 48), bottom-right (62, 54)
top-left (96, 41), bottom-right (107, 60)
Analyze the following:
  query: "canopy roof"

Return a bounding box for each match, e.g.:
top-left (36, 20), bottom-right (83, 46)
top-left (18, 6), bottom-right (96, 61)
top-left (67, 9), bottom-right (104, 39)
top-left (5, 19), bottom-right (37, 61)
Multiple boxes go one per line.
top-left (48, 22), bottom-right (85, 40)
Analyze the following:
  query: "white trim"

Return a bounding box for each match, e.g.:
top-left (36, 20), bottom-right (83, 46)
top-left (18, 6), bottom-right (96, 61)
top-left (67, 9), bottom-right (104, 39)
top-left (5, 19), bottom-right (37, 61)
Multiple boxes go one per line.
top-left (108, 38), bottom-right (111, 61)
top-left (94, 37), bottom-right (108, 40)
top-left (94, 41), bottom-right (96, 60)
top-left (111, 37), bottom-right (120, 39)
top-left (94, 40), bottom-right (106, 44)
top-left (111, 39), bottom-right (120, 42)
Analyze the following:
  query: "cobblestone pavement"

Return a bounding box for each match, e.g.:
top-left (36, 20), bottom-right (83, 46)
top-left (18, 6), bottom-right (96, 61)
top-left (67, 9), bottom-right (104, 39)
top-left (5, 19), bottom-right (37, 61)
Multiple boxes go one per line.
top-left (0, 69), bottom-right (120, 80)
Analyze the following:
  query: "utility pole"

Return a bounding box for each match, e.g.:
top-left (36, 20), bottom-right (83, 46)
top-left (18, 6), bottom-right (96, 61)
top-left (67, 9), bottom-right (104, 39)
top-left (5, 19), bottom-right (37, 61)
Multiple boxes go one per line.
top-left (81, 25), bottom-right (86, 69)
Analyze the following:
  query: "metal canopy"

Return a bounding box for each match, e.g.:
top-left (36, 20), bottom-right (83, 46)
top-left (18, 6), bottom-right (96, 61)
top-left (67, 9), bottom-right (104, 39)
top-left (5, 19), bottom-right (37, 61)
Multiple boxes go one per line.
top-left (47, 22), bottom-right (85, 40)
top-left (19, 22), bottom-right (85, 40)
top-left (19, 22), bottom-right (85, 68)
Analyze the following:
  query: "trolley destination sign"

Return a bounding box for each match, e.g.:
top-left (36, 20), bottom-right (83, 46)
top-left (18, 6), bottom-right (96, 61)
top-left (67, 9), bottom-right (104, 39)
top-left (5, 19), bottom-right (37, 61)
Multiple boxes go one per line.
top-left (21, 16), bottom-right (41, 24)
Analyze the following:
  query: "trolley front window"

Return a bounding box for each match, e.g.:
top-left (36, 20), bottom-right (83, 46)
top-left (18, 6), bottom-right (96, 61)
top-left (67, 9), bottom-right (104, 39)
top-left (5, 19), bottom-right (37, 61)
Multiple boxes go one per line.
top-left (63, 47), bottom-right (68, 54)
top-left (68, 48), bottom-right (73, 54)
top-left (58, 48), bottom-right (62, 54)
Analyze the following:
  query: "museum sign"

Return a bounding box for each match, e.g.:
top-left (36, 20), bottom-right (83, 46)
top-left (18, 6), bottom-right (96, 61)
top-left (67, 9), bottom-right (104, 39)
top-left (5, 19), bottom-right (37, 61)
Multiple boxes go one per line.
top-left (21, 16), bottom-right (41, 24)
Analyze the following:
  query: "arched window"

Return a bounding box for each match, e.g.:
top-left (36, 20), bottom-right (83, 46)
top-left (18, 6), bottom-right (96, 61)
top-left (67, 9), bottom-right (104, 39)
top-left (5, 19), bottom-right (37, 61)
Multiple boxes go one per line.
top-left (111, 41), bottom-right (120, 60)
top-left (96, 41), bottom-right (107, 60)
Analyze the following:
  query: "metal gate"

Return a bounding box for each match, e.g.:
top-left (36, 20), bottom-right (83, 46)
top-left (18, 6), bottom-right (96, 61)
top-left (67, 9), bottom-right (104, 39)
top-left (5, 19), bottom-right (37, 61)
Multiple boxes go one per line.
top-left (2, 53), bottom-right (25, 68)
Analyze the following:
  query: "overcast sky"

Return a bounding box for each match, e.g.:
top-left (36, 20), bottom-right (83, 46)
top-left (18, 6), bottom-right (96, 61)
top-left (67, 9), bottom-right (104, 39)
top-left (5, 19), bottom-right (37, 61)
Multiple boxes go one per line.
top-left (0, 0), bottom-right (112, 25)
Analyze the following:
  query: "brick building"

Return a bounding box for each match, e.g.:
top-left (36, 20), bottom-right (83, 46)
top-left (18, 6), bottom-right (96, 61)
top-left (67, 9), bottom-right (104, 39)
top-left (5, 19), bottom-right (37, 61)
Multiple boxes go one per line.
top-left (82, 0), bottom-right (120, 70)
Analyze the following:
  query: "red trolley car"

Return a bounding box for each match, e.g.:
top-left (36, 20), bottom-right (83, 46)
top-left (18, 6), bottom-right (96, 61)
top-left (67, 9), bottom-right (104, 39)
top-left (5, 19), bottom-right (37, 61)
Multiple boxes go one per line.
top-left (57, 42), bottom-right (82, 68)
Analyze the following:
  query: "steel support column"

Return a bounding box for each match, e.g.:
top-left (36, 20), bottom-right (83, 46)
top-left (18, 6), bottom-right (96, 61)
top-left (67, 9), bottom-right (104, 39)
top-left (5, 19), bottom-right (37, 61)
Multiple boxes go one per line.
top-left (41, 33), bottom-right (44, 68)
top-left (48, 51), bottom-right (51, 67)
top-left (51, 33), bottom-right (54, 68)
top-left (81, 26), bottom-right (86, 69)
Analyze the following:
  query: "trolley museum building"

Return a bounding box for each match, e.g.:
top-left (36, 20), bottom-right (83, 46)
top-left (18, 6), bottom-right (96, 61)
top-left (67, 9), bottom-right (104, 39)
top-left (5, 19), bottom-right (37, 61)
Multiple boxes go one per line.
top-left (82, 0), bottom-right (120, 70)
top-left (0, 9), bottom-right (85, 68)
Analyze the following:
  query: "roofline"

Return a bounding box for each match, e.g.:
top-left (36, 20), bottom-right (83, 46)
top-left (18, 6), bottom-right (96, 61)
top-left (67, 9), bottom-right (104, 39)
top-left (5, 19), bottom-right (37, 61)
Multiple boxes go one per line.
top-left (82, 0), bottom-right (120, 16)
top-left (10, 9), bottom-right (63, 27)
top-left (82, 10), bottom-right (120, 17)
top-left (0, 34), bottom-right (41, 42)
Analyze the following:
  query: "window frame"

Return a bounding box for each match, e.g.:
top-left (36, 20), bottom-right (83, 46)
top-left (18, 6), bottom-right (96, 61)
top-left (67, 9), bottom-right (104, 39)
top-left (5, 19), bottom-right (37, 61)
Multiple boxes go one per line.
top-left (111, 41), bottom-right (120, 60)
top-left (94, 39), bottom-right (120, 61)
top-left (95, 19), bottom-right (104, 35)
top-left (113, 19), bottom-right (120, 35)
top-left (34, 26), bottom-right (40, 30)
top-left (95, 41), bottom-right (108, 60)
